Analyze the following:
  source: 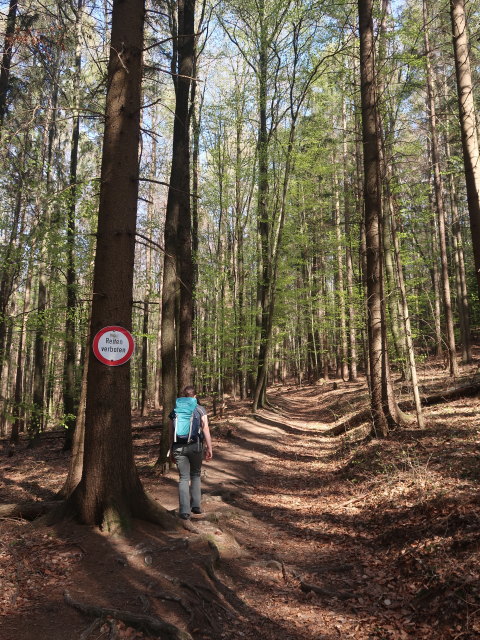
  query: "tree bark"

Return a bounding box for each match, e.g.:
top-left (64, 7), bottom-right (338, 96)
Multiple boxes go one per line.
top-left (343, 98), bottom-right (357, 382)
top-left (176, 0), bottom-right (195, 391)
top-left (66, 0), bottom-right (174, 530)
top-left (450, 0), bottom-right (480, 301)
top-left (10, 258), bottom-right (32, 445)
top-left (334, 167), bottom-right (348, 381)
top-left (0, 0), bottom-right (18, 127)
top-left (63, 0), bottom-right (83, 451)
top-left (358, 0), bottom-right (389, 436)
top-left (160, 0), bottom-right (196, 467)
top-left (423, 0), bottom-right (458, 377)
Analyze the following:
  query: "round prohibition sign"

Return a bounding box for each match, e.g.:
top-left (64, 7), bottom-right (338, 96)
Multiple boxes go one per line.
top-left (92, 326), bottom-right (135, 366)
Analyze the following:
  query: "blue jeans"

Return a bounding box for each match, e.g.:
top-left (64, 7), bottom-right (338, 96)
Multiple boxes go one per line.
top-left (172, 441), bottom-right (203, 515)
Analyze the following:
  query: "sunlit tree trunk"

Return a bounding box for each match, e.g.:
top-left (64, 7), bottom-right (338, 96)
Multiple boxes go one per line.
top-left (333, 168), bottom-right (348, 381)
top-left (160, 0), bottom-right (196, 466)
top-left (63, 0), bottom-right (84, 451)
top-left (450, 0), bottom-right (480, 301)
top-left (0, 0), bottom-right (18, 127)
top-left (67, 0), bottom-right (173, 530)
top-left (358, 0), bottom-right (389, 436)
top-left (423, 0), bottom-right (458, 377)
top-left (343, 99), bottom-right (357, 382)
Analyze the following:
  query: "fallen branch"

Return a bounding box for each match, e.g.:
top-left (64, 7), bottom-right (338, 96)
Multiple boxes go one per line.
top-left (300, 580), bottom-right (354, 601)
top-left (323, 409), bottom-right (373, 437)
top-left (324, 382), bottom-right (480, 436)
top-left (64, 591), bottom-right (193, 640)
top-left (400, 382), bottom-right (480, 408)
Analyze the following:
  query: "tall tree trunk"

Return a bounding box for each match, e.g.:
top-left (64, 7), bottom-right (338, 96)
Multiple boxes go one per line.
top-left (10, 259), bottom-right (32, 447)
top-left (450, 0), bottom-right (480, 301)
top-left (67, 0), bottom-right (173, 530)
top-left (443, 93), bottom-right (472, 363)
top-left (63, 0), bottom-right (84, 451)
top-left (343, 98), bottom-right (358, 382)
top-left (0, 0), bottom-right (18, 127)
top-left (423, 0), bottom-right (458, 377)
top-left (176, 0), bottom-right (195, 391)
top-left (160, 0), bottom-right (196, 466)
top-left (358, 0), bottom-right (389, 436)
top-left (334, 167), bottom-right (348, 381)
top-left (387, 184), bottom-right (425, 428)
top-left (0, 181), bottom-right (23, 382)
top-left (30, 66), bottom-right (61, 441)
top-left (253, 0), bottom-right (270, 411)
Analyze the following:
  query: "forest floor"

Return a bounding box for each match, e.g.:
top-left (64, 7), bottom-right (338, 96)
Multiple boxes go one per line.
top-left (0, 354), bottom-right (480, 640)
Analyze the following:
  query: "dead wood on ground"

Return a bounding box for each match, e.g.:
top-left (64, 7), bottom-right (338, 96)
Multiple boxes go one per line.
top-left (299, 580), bottom-right (355, 601)
top-left (323, 382), bottom-right (480, 436)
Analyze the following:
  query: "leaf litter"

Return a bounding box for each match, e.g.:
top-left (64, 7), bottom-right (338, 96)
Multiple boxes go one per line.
top-left (0, 353), bottom-right (479, 639)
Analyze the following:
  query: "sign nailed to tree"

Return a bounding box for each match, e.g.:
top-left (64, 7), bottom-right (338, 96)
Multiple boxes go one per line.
top-left (92, 326), bottom-right (135, 366)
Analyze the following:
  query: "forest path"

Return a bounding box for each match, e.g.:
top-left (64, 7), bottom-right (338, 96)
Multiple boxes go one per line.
top-left (1, 371), bottom-right (479, 640)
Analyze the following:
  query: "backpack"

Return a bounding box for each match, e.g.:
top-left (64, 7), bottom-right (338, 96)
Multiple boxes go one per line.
top-left (171, 397), bottom-right (204, 444)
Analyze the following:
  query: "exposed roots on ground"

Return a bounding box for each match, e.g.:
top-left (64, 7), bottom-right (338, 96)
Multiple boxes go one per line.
top-left (64, 590), bottom-right (193, 640)
top-left (0, 500), bottom-right (59, 520)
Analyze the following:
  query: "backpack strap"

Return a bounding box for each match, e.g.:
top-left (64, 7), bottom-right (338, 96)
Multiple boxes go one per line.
top-left (172, 413), bottom-right (178, 443)
top-left (187, 413), bottom-right (194, 442)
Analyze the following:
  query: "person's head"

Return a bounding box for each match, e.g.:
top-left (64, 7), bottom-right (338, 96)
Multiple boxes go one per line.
top-left (183, 385), bottom-right (196, 397)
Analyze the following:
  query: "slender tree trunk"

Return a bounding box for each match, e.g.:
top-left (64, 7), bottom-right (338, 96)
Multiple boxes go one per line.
top-left (10, 260), bottom-right (32, 446)
top-left (0, 182), bottom-right (23, 381)
top-left (140, 300), bottom-right (149, 416)
top-left (0, 0), bottom-right (18, 127)
top-left (450, 0), bottom-right (480, 301)
top-left (343, 99), bottom-right (357, 382)
top-left (253, 1), bottom-right (270, 411)
top-left (30, 68), bottom-right (61, 441)
top-left (424, 0), bottom-right (458, 377)
top-left (160, 0), bottom-right (196, 466)
top-left (63, 0), bottom-right (83, 451)
top-left (388, 186), bottom-right (425, 428)
top-left (444, 99), bottom-right (472, 363)
top-left (334, 167), bottom-right (348, 381)
top-left (358, 0), bottom-right (389, 436)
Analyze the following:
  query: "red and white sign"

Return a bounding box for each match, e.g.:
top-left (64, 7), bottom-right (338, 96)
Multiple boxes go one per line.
top-left (92, 326), bottom-right (135, 366)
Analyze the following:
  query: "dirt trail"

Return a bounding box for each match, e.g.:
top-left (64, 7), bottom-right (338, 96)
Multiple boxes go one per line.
top-left (1, 373), bottom-right (479, 640)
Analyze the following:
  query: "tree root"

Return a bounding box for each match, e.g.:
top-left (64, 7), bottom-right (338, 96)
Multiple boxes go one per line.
top-left (79, 617), bottom-right (102, 640)
top-left (0, 500), bottom-right (58, 520)
top-left (64, 590), bottom-right (193, 640)
top-left (150, 590), bottom-right (192, 616)
top-left (135, 493), bottom-right (180, 531)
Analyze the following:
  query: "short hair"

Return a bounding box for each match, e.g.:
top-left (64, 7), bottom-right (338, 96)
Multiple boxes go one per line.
top-left (183, 385), bottom-right (196, 397)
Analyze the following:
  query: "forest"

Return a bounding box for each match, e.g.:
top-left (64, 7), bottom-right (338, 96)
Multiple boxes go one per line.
top-left (0, 0), bottom-right (479, 638)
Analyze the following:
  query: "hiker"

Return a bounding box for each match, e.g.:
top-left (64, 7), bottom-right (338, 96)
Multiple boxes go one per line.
top-left (169, 385), bottom-right (213, 520)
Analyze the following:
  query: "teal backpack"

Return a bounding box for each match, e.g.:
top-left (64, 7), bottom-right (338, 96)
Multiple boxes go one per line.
top-left (171, 397), bottom-right (203, 443)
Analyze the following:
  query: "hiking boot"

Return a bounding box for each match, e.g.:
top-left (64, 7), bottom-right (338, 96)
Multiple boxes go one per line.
top-left (191, 507), bottom-right (202, 515)
top-left (179, 513), bottom-right (190, 520)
